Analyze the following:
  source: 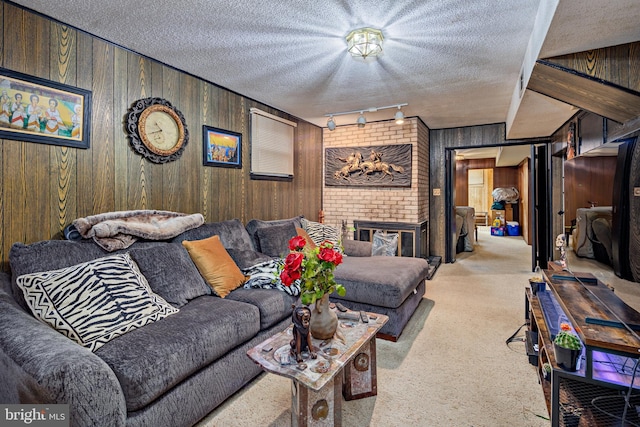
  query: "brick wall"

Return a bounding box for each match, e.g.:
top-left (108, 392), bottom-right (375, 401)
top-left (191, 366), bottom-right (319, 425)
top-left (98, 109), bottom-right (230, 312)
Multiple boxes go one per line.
top-left (322, 118), bottom-right (429, 237)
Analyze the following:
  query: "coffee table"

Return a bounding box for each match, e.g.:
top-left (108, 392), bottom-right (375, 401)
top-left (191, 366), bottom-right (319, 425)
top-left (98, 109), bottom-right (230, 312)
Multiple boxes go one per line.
top-left (247, 311), bottom-right (388, 427)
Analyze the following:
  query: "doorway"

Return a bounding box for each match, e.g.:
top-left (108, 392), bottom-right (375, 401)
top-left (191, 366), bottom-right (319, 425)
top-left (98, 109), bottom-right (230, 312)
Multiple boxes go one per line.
top-left (467, 168), bottom-right (493, 221)
top-left (446, 144), bottom-right (537, 265)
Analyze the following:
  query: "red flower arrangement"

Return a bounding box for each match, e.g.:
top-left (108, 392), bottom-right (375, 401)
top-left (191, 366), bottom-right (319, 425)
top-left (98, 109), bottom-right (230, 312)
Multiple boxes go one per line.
top-left (280, 235), bottom-right (346, 305)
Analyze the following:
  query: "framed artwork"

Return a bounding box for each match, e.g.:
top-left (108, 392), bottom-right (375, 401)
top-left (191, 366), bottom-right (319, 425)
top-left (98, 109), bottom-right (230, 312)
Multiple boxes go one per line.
top-left (325, 144), bottom-right (412, 187)
top-left (0, 67), bottom-right (91, 149)
top-left (202, 125), bottom-right (242, 168)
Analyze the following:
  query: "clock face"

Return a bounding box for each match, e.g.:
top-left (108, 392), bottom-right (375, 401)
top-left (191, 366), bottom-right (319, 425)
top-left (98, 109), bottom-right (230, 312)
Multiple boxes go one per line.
top-left (138, 105), bottom-right (185, 156)
top-left (145, 111), bottom-right (179, 150)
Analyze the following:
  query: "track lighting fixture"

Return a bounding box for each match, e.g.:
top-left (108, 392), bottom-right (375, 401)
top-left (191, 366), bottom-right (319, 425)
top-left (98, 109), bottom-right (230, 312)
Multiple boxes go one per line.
top-left (394, 106), bottom-right (405, 125)
top-left (323, 103), bottom-right (408, 130)
top-left (327, 116), bottom-right (336, 131)
top-left (357, 112), bottom-right (366, 128)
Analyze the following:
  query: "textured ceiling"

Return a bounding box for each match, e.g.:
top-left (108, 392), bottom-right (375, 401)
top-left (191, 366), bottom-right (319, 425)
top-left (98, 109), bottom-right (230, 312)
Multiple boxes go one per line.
top-left (10, 0), bottom-right (640, 139)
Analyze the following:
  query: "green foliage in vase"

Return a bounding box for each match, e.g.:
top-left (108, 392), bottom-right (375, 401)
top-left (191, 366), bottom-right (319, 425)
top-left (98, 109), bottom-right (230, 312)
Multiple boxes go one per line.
top-left (280, 235), bottom-right (346, 306)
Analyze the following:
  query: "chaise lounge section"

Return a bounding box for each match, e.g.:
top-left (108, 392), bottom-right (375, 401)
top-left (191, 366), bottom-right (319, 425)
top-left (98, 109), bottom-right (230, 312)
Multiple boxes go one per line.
top-left (245, 216), bottom-right (431, 341)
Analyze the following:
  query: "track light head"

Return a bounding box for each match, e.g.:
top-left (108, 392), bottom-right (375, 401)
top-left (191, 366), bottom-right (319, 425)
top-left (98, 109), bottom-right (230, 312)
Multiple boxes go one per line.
top-left (327, 116), bottom-right (336, 131)
top-left (394, 107), bottom-right (405, 125)
top-left (357, 112), bottom-right (366, 128)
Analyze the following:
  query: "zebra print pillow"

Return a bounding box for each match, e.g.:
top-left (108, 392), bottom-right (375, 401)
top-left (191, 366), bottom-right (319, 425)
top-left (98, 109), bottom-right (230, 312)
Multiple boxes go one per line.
top-left (301, 218), bottom-right (341, 247)
top-left (242, 259), bottom-right (301, 296)
top-left (16, 253), bottom-right (178, 352)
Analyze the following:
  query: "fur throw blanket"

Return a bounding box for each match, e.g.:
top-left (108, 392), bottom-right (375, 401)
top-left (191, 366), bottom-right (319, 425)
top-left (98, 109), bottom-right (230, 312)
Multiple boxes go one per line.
top-left (73, 210), bottom-right (204, 252)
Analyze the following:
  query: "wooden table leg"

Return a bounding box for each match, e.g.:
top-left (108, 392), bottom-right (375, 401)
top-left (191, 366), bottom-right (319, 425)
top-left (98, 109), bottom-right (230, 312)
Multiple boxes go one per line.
top-left (292, 374), bottom-right (342, 427)
top-left (343, 337), bottom-right (377, 400)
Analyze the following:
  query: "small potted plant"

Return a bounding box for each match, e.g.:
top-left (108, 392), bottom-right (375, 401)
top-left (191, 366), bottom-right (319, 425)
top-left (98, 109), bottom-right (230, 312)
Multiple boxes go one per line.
top-left (542, 362), bottom-right (552, 380)
top-left (529, 266), bottom-right (545, 295)
top-left (554, 323), bottom-right (583, 371)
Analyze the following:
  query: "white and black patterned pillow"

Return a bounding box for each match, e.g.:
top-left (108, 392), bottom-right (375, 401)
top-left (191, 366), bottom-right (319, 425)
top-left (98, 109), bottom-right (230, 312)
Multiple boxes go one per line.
top-left (241, 259), bottom-right (300, 296)
top-left (301, 218), bottom-right (340, 246)
top-left (16, 253), bottom-right (178, 352)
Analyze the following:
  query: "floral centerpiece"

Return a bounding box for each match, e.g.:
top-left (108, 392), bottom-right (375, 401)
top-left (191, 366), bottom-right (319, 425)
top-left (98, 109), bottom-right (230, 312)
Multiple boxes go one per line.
top-left (280, 235), bottom-right (346, 339)
top-left (280, 235), bottom-right (346, 305)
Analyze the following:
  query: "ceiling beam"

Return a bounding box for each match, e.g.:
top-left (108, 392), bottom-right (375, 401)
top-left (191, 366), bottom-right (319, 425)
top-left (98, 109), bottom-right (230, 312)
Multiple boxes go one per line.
top-left (528, 60), bottom-right (640, 124)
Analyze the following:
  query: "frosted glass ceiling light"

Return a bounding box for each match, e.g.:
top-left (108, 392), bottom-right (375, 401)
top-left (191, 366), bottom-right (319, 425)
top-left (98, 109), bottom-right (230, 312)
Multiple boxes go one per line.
top-left (357, 112), bottom-right (366, 128)
top-left (346, 27), bottom-right (384, 59)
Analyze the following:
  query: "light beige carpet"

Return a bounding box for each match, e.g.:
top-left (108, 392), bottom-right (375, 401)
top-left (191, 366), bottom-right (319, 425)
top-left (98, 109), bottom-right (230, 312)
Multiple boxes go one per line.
top-left (197, 227), bottom-right (640, 426)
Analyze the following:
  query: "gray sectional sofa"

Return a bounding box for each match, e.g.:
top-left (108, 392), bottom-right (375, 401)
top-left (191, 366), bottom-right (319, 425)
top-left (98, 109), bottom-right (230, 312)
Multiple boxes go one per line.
top-left (0, 216), bottom-right (429, 427)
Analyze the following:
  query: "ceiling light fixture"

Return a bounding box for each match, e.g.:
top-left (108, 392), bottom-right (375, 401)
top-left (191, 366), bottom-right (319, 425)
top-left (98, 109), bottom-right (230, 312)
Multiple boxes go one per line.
top-left (394, 106), bottom-right (405, 125)
top-left (346, 27), bottom-right (384, 59)
top-left (324, 103), bottom-right (408, 130)
top-left (357, 112), bottom-right (366, 128)
top-left (327, 115), bottom-right (336, 131)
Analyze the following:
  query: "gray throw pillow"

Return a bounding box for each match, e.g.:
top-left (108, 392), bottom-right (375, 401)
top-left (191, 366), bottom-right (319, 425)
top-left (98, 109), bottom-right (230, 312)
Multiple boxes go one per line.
top-left (226, 248), bottom-right (274, 270)
top-left (129, 243), bottom-right (211, 307)
top-left (245, 216), bottom-right (303, 252)
top-left (255, 222), bottom-right (297, 257)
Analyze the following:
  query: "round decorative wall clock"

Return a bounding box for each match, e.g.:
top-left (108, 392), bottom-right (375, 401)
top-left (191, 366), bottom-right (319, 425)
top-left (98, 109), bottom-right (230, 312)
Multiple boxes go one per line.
top-left (126, 97), bottom-right (188, 163)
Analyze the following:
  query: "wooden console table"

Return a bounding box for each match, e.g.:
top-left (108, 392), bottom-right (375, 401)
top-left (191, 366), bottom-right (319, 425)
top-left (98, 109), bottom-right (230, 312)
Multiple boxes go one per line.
top-left (526, 270), bottom-right (640, 426)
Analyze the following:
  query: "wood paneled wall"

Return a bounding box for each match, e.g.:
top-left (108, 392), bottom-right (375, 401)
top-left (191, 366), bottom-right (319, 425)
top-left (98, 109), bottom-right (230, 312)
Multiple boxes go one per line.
top-left (547, 42), bottom-right (639, 91)
top-left (454, 158), bottom-right (519, 207)
top-left (564, 155), bottom-right (617, 226)
top-left (429, 123), bottom-right (540, 258)
top-left (517, 158), bottom-right (530, 244)
top-left (0, 2), bottom-right (322, 270)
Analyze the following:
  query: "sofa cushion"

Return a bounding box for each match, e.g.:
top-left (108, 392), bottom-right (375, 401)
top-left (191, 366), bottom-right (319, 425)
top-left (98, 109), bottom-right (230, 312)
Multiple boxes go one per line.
top-left (245, 216), bottom-right (303, 252)
top-left (301, 218), bottom-right (340, 246)
top-left (172, 219), bottom-right (254, 251)
top-left (182, 235), bottom-right (247, 298)
top-left (9, 240), bottom-right (110, 310)
top-left (342, 239), bottom-right (372, 257)
top-left (16, 253), bottom-right (179, 352)
top-left (9, 239), bottom-right (166, 311)
top-left (255, 222), bottom-right (297, 257)
top-left (226, 288), bottom-right (297, 330)
top-left (333, 256), bottom-right (430, 308)
top-left (128, 243), bottom-right (211, 307)
top-left (95, 295), bottom-right (260, 412)
top-left (226, 248), bottom-right (273, 270)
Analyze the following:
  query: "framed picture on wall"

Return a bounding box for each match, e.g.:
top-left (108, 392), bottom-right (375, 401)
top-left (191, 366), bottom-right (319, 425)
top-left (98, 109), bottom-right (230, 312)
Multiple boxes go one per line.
top-left (0, 67), bottom-right (91, 149)
top-left (202, 125), bottom-right (242, 168)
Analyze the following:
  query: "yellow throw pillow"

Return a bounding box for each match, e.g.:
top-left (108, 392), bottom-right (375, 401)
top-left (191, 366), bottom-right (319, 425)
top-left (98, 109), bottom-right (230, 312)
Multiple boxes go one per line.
top-left (182, 235), bottom-right (246, 298)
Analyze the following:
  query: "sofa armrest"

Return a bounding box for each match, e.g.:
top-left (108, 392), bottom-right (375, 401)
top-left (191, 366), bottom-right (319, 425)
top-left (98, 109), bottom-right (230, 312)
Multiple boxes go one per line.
top-left (343, 239), bottom-right (372, 257)
top-left (0, 283), bottom-right (126, 427)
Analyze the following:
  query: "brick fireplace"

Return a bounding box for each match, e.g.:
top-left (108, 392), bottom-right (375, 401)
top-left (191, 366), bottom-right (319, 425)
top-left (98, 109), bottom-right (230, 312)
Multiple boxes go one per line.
top-left (322, 117), bottom-right (430, 254)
